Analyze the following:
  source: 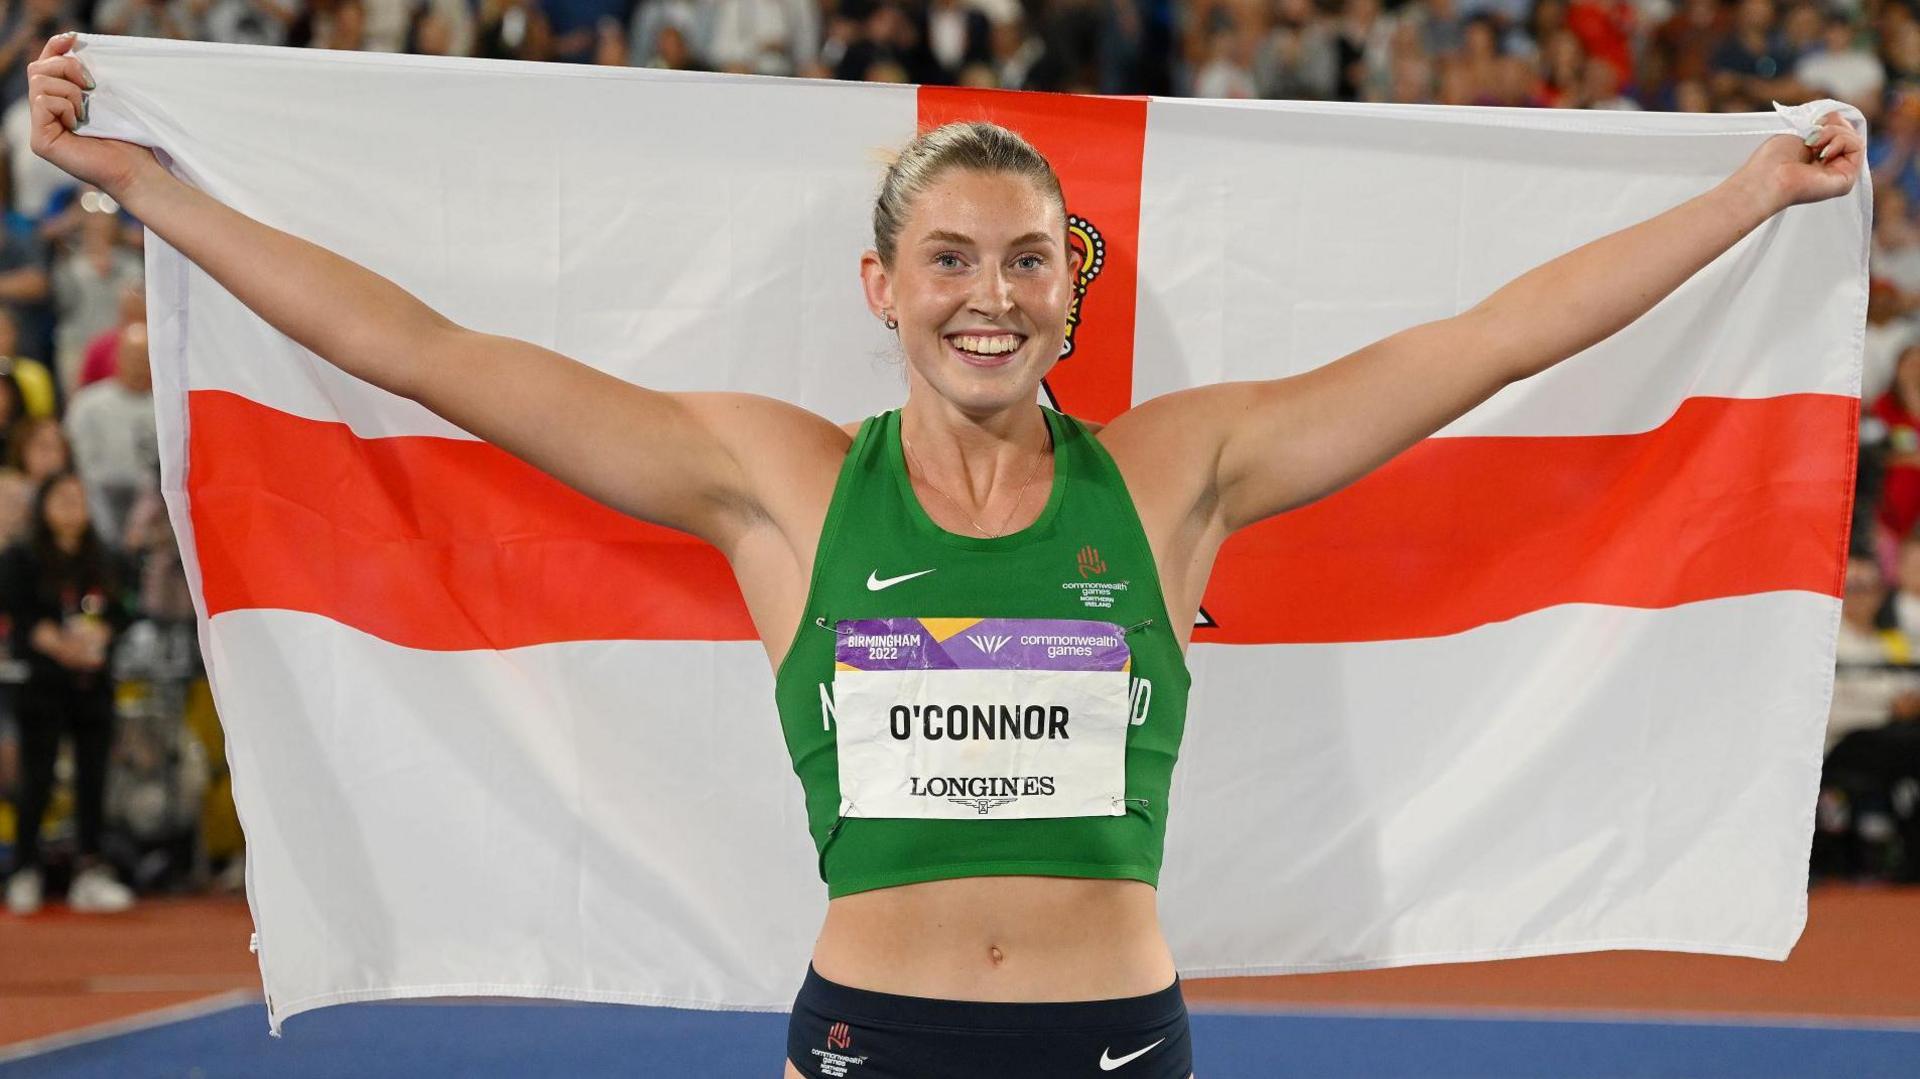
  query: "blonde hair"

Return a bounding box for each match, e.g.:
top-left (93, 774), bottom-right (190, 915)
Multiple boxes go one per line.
top-left (872, 121), bottom-right (1065, 268)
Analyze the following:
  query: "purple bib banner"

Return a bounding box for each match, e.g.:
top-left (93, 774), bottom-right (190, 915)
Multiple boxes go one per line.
top-left (836, 618), bottom-right (1131, 672)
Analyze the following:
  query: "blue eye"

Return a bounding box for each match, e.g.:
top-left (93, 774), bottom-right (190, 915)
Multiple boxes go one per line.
top-left (1016, 255), bottom-right (1045, 271)
top-left (934, 253), bottom-right (964, 269)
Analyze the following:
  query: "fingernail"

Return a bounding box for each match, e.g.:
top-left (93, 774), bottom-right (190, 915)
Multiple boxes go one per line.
top-left (82, 70), bottom-right (95, 91)
top-left (1804, 131), bottom-right (1820, 147)
top-left (1820, 143), bottom-right (1833, 161)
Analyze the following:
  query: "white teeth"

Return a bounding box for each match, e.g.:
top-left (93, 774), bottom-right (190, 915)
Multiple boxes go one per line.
top-left (950, 334), bottom-right (1023, 356)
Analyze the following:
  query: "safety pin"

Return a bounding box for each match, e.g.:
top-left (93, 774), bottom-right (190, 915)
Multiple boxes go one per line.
top-left (1122, 618), bottom-right (1154, 636)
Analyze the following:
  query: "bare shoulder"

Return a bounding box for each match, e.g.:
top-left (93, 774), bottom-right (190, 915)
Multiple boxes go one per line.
top-left (1081, 386), bottom-right (1259, 632)
top-left (1092, 382), bottom-right (1255, 448)
top-left (1088, 383), bottom-right (1254, 517)
top-left (673, 392), bottom-right (853, 550)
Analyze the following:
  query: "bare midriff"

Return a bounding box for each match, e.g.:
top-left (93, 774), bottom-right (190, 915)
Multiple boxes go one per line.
top-left (810, 875), bottom-right (1176, 1001)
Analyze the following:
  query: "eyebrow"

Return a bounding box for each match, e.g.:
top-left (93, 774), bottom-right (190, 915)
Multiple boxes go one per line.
top-left (919, 230), bottom-right (1058, 248)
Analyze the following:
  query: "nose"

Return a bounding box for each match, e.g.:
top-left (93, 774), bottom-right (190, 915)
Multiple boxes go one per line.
top-left (968, 261), bottom-right (1015, 320)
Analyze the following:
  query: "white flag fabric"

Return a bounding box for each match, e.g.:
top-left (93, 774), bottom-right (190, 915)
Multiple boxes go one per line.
top-left (73, 33), bottom-right (1866, 1030)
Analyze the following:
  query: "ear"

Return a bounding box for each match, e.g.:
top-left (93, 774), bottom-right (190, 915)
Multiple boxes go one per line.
top-left (859, 249), bottom-right (895, 326)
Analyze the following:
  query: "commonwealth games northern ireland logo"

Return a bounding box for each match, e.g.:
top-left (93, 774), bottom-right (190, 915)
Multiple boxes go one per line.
top-left (1077, 545), bottom-right (1107, 579)
top-left (1061, 213), bottom-right (1105, 359)
top-left (1066, 544), bottom-right (1125, 609)
top-left (813, 1020), bottom-right (866, 1076)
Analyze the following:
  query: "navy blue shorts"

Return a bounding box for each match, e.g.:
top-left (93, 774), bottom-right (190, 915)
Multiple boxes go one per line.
top-left (787, 964), bottom-right (1193, 1078)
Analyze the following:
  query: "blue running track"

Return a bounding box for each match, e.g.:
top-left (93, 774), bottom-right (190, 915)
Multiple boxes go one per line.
top-left (3, 1000), bottom-right (1917, 1078)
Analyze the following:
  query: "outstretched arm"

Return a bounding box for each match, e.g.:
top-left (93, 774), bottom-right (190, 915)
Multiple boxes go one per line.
top-left (26, 34), bottom-right (839, 550)
top-left (1120, 111), bottom-right (1864, 535)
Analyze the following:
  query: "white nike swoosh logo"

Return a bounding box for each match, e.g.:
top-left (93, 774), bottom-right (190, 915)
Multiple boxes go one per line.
top-left (1099, 1037), bottom-right (1166, 1071)
top-left (866, 569), bottom-right (936, 591)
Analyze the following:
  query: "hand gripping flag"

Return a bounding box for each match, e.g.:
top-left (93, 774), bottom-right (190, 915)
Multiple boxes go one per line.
top-left (73, 34), bottom-right (1865, 1030)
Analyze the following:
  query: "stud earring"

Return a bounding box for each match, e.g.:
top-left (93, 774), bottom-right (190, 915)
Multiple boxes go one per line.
top-left (884, 313), bottom-right (898, 330)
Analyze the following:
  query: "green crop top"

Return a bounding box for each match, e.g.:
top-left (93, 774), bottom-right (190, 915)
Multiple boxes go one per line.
top-left (771, 406), bottom-right (1192, 899)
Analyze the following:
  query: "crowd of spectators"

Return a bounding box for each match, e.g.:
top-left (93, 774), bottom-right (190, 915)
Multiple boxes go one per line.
top-left (0, 0), bottom-right (1917, 911)
top-left (0, 0), bottom-right (1891, 109)
top-left (0, 154), bottom-right (186, 914)
top-left (0, 13), bottom-right (191, 907)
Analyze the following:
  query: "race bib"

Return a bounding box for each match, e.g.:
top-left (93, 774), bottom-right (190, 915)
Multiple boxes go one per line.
top-left (833, 617), bottom-right (1131, 820)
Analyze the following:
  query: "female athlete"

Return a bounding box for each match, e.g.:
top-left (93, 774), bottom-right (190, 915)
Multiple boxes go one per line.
top-left (25, 31), bottom-right (1861, 1079)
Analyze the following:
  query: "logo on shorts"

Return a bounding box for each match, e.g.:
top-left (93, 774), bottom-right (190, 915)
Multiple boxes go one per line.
top-left (812, 1021), bottom-right (867, 1076)
top-left (1100, 1037), bottom-right (1166, 1070)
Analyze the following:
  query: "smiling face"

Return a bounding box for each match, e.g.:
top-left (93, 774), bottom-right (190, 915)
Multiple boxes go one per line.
top-left (862, 168), bottom-right (1072, 417)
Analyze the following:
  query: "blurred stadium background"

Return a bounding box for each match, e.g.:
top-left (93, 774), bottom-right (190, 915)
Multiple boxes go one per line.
top-left (1, 0), bottom-right (1918, 1075)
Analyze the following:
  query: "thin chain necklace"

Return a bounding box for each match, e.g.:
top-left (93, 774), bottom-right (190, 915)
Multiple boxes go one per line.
top-left (902, 419), bottom-right (1049, 538)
